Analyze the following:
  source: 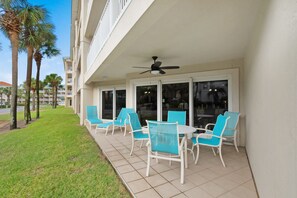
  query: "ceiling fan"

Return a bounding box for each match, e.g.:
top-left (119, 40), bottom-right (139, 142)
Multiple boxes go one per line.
top-left (133, 56), bottom-right (180, 75)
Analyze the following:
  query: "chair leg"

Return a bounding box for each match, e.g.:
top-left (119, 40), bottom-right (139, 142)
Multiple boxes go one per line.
top-left (181, 152), bottom-right (184, 184)
top-left (140, 140), bottom-right (144, 148)
top-left (130, 140), bottom-right (134, 156)
top-left (195, 144), bottom-right (200, 165)
top-left (105, 126), bottom-right (109, 136)
top-left (212, 148), bottom-right (217, 156)
top-left (146, 154), bottom-right (151, 176)
top-left (124, 125), bottom-right (127, 136)
top-left (218, 146), bottom-right (226, 167)
top-left (112, 125), bottom-right (115, 135)
top-left (234, 132), bottom-right (239, 152)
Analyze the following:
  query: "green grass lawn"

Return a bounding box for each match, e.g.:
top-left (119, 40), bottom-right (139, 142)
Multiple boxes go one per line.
top-left (0, 107), bottom-right (130, 197)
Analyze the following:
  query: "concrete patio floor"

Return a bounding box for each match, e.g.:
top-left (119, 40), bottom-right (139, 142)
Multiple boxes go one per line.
top-left (88, 127), bottom-right (258, 198)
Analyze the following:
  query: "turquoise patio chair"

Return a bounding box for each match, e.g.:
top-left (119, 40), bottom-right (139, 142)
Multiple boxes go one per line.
top-left (223, 111), bottom-right (240, 152)
top-left (112, 108), bottom-right (135, 136)
top-left (128, 113), bottom-right (149, 156)
top-left (168, 111), bottom-right (186, 125)
top-left (191, 115), bottom-right (230, 167)
top-left (146, 121), bottom-right (186, 184)
top-left (167, 111), bottom-right (195, 160)
top-left (96, 108), bottom-right (134, 136)
top-left (85, 106), bottom-right (102, 130)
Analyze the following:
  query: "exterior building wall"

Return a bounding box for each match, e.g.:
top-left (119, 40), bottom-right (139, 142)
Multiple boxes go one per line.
top-left (244, 0), bottom-right (297, 197)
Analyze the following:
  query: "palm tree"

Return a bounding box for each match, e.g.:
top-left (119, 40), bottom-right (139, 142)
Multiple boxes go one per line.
top-left (19, 4), bottom-right (47, 124)
top-left (17, 85), bottom-right (24, 104)
top-left (44, 74), bottom-right (62, 109)
top-left (0, 87), bottom-right (4, 105)
top-left (34, 23), bottom-right (60, 118)
top-left (3, 87), bottom-right (11, 105)
top-left (0, 0), bottom-right (26, 129)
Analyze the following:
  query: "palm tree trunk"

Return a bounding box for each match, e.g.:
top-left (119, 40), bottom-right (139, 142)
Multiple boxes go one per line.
top-left (52, 87), bottom-right (54, 108)
top-left (32, 90), bottom-right (36, 111)
top-left (24, 46), bottom-right (34, 124)
top-left (54, 86), bottom-right (58, 108)
top-left (10, 32), bottom-right (18, 130)
top-left (36, 63), bottom-right (41, 118)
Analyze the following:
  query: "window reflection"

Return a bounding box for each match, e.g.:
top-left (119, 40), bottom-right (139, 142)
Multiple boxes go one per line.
top-left (102, 90), bottom-right (113, 119)
top-left (193, 80), bottom-right (228, 128)
top-left (136, 85), bottom-right (157, 125)
top-left (162, 83), bottom-right (189, 124)
top-left (116, 90), bottom-right (126, 116)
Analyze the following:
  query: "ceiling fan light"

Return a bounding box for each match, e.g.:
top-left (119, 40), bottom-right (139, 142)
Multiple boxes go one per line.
top-left (150, 70), bottom-right (160, 75)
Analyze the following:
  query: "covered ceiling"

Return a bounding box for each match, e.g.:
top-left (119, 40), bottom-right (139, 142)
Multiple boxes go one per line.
top-left (87, 0), bottom-right (262, 83)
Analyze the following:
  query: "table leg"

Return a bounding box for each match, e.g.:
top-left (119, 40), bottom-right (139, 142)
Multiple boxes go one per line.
top-left (185, 134), bottom-right (188, 169)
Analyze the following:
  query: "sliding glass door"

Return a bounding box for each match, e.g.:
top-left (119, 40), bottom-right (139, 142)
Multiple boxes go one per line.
top-left (101, 89), bottom-right (126, 119)
top-left (193, 80), bottom-right (228, 128)
top-left (136, 85), bottom-right (157, 125)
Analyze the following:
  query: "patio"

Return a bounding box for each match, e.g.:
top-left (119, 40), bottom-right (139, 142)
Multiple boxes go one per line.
top-left (88, 127), bottom-right (258, 198)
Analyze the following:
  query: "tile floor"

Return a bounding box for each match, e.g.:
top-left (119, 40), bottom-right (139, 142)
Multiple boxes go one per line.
top-left (89, 127), bottom-right (258, 198)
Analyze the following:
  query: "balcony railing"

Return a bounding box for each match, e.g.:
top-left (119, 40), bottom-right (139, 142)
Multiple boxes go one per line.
top-left (87, 0), bottom-right (132, 70)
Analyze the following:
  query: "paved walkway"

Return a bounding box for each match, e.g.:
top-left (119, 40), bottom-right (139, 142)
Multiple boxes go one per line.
top-left (0, 106), bottom-right (24, 115)
top-left (88, 126), bottom-right (258, 198)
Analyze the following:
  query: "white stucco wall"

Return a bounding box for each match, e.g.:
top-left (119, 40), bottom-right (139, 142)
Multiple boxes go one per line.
top-left (244, 0), bottom-right (297, 197)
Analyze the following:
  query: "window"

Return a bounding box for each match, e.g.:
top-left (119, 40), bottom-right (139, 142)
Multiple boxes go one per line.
top-left (116, 90), bottom-right (126, 116)
top-left (102, 90), bottom-right (113, 119)
top-left (193, 80), bottom-right (228, 128)
top-left (101, 89), bottom-right (126, 119)
top-left (162, 83), bottom-right (189, 124)
top-left (136, 85), bottom-right (157, 125)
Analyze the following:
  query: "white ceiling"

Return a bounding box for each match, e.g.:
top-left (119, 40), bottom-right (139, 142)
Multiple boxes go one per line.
top-left (88, 0), bottom-right (262, 83)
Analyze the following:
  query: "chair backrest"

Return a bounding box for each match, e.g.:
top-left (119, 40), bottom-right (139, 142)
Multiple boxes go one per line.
top-left (128, 113), bottom-right (145, 138)
top-left (224, 111), bottom-right (240, 130)
top-left (147, 121), bottom-right (179, 155)
top-left (117, 108), bottom-right (135, 123)
top-left (86, 106), bottom-right (98, 120)
top-left (210, 115), bottom-right (230, 145)
top-left (167, 111), bottom-right (186, 125)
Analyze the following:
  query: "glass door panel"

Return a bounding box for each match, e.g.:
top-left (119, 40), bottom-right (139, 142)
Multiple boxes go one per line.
top-left (136, 85), bottom-right (157, 125)
top-left (162, 83), bottom-right (189, 124)
top-left (116, 90), bottom-right (126, 116)
top-left (193, 80), bottom-right (228, 128)
top-left (102, 90), bottom-right (113, 119)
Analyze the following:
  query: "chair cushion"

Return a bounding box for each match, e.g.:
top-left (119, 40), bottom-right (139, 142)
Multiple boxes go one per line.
top-left (88, 118), bottom-right (102, 124)
top-left (97, 122), bottom-right (113, 128)
top-left (191, 136), bottom-right (220, 146)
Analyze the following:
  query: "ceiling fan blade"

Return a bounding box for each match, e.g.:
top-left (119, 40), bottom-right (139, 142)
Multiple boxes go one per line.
top-left (159, 69), bottom-right (166, 74)
top-left (139, 70), bottom-right (151, 74)
top-left (152, 61), bottom-right (162, 67)
top-left (159, 66), bottom-right (180, 69)
top-left (133, 66), bottom-right (151, 69)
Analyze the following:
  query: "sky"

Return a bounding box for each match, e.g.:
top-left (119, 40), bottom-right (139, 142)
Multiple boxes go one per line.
top-left (0, 0), bottom-right (71, 85)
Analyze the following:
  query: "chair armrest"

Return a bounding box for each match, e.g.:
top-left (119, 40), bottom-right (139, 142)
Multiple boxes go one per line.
top-left (129, 129), bottom-right (143, 133)
top-left (205, 123), bottom-right (215, 129)
top-left (196, 133), bottom-right (226, 140)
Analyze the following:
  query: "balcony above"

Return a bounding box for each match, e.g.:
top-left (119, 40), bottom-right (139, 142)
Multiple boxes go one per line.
top-left (84, 0), bottom-right (262, 84)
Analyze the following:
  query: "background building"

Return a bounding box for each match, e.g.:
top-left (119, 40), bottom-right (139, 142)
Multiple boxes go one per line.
top-left (63, 57), bottom-right (73, 107)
